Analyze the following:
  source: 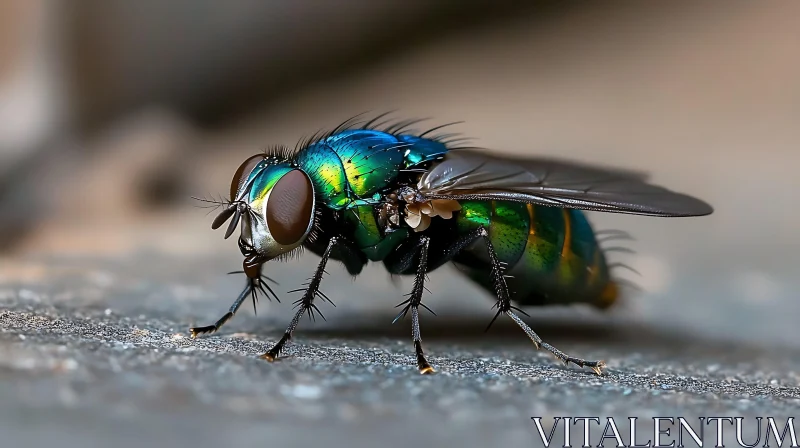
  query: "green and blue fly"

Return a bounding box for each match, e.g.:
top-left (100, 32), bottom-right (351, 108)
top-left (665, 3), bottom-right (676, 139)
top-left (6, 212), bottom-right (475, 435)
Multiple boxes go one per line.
top-left (191, 114), bottom-right (713, 375)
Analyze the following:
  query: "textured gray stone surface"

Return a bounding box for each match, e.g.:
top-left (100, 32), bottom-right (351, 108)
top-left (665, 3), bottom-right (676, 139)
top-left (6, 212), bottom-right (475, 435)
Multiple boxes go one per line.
top-left (1, 252), bottom-right (798, 448)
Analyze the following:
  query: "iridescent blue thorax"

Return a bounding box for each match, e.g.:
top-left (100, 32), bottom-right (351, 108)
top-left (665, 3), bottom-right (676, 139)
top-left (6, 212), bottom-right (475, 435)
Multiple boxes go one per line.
top-left (285, 130), bottom-right (448, 259)
top-left (294, 130), bottom-right (448, 210)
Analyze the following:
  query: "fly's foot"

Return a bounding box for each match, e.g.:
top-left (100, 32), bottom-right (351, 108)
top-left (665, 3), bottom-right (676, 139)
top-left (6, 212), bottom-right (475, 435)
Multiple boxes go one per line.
top-left (259, 352), bottom-right (279, 362)
top-left (189, 326), bottom-right (216, 338)
top-left (543, 341), bottom-right (606, 375)
top-left (418, 363), bottom-right (436, 375)
top-left (189, 309), bottom-right (236, 338)
top-left (572, 357), bottom-right (605, 375)
top-left (565, 358), bottom-right (606, 376)
top-left (418, 355), bottom-right (436, 374)
top-left (415, 341), bottom-right (436, 375)
top-left (260, 333), bottom-right (290, 362)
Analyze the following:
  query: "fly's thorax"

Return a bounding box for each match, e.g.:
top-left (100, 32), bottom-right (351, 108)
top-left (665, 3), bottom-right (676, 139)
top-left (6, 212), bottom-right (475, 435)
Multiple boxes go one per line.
top-left (291, 130), bottom-right (450, 211)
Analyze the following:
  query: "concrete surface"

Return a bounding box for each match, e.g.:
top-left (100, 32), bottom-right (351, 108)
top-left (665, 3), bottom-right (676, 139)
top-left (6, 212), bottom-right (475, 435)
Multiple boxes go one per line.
top-left (1, 250), bottom-right (798, 448)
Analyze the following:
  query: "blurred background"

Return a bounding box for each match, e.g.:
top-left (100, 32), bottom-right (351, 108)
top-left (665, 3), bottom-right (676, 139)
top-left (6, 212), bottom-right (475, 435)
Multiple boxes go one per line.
top-left (2, 0), bottom-right (798, 339)
top-left (0, 1), bottom-right (799, 436)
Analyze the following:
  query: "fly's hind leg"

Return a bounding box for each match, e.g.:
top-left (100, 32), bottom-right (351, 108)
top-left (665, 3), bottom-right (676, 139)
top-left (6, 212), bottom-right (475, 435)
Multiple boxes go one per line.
top-left (473, 227), bottom-right (605, 375)
top-left (504, 311), bottom-right (605, 375)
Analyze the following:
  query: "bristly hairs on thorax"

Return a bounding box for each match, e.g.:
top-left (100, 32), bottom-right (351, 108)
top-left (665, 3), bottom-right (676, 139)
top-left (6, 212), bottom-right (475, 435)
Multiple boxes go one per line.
top-left (260, 111), bottom-right (478, 163)
top-left (195, 112), bottom-right (481, 263)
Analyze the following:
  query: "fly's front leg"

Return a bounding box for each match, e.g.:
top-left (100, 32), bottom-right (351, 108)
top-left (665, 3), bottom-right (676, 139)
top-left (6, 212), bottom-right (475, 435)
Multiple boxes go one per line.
top-left (260, 236), bottom-right (355, 362)
top-left (389, 236), bottom-right (435, 374)
top-left (189, 285), bottom-right (249, 338)
top-left (190, 253), bottom-right (279, 338)
top-left (475, 227), bottom-right (605, 375)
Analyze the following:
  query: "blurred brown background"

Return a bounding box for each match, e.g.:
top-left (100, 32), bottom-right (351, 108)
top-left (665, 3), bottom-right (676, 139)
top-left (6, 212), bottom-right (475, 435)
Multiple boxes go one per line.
top-left (1, 1), bottom-right (798, 347)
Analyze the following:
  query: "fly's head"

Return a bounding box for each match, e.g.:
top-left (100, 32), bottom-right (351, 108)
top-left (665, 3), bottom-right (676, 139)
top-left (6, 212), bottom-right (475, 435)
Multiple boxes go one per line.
top-left (211, 154), bottom-right (316, 272)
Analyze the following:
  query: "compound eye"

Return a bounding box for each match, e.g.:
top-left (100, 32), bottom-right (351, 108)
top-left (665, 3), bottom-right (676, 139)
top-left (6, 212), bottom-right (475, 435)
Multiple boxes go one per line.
top-left (229, 154), bottom-right (265, 201)
top-left (266, 170), bottom-right (314, 246)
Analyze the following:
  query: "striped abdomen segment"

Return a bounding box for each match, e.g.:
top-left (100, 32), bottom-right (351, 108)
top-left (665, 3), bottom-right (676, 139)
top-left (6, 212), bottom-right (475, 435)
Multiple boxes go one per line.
top-left (453, 200), bottom-right (617, 308)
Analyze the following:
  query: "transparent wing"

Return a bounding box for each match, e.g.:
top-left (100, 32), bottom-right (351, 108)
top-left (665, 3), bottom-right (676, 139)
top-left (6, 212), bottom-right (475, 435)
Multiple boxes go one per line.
top-left (416, 150), bottom-right (713, 217)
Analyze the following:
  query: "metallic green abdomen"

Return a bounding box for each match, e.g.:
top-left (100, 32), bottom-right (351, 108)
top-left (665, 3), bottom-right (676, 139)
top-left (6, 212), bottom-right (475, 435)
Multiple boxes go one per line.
top-left (453, 200), bottom-right (615, 307)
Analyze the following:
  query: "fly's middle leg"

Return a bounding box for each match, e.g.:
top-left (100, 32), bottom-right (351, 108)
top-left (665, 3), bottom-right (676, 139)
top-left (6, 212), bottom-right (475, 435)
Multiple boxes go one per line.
top-left (389, 235), bottom-right (435, 374)
top-left (259, 236), bottom-right (355, 361)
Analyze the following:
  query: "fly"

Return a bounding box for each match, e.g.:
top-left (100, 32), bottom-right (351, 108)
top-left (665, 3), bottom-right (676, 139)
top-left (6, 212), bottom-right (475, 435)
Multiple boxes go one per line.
top-left (190, 114), bottom-right (713, 376)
